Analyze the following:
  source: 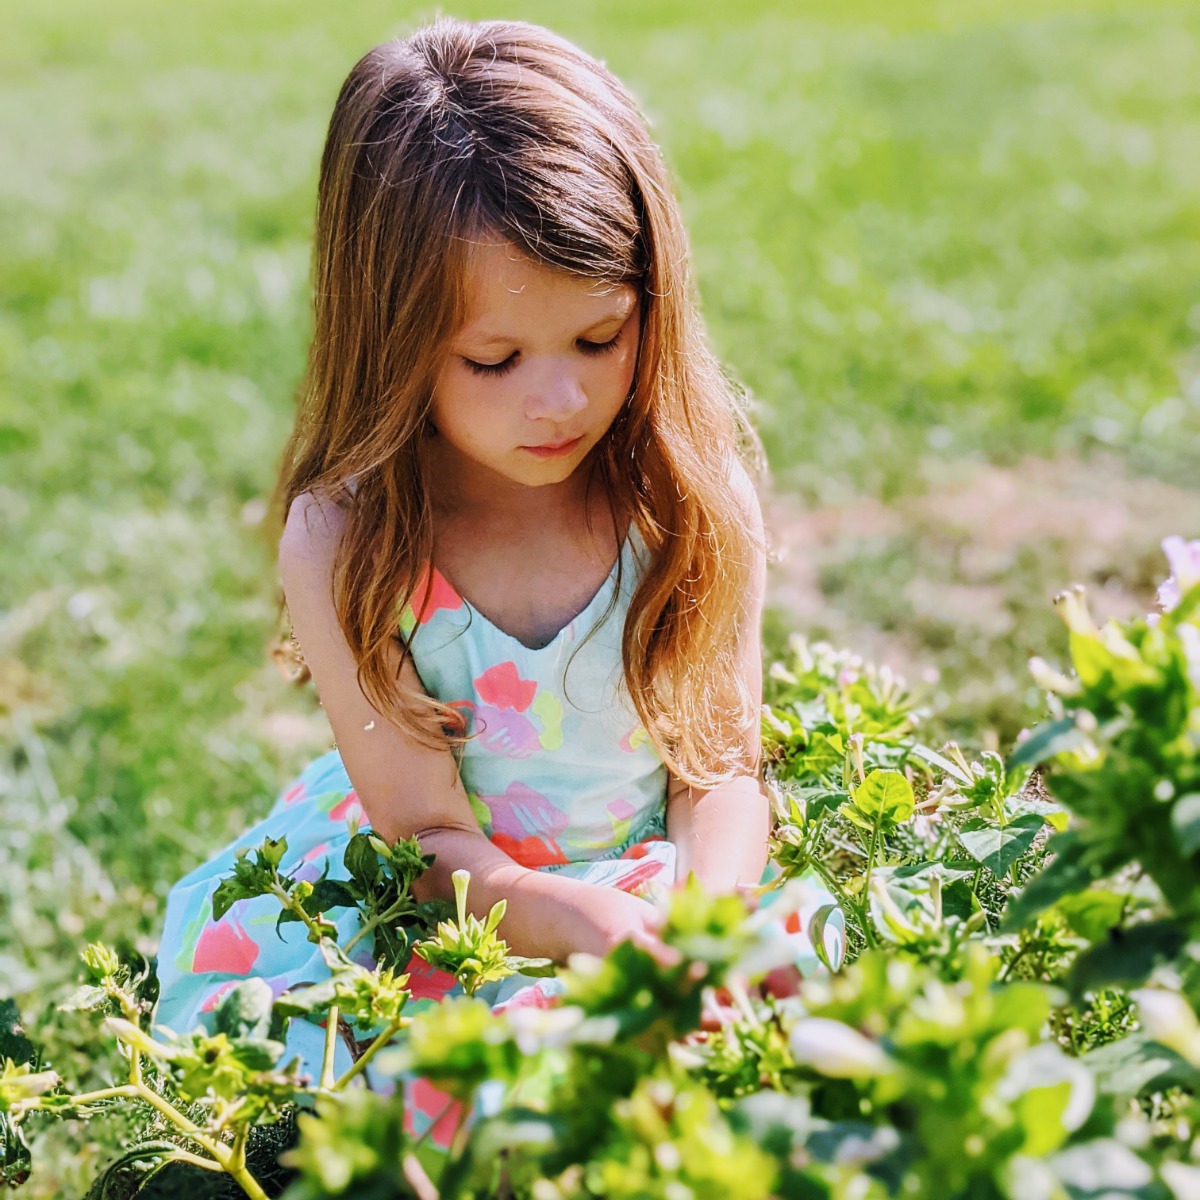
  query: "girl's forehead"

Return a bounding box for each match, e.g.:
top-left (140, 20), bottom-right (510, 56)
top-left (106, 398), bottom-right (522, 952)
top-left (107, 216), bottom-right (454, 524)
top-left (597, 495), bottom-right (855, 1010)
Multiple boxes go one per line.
top-left (456, 241), bottom-right (636, 337)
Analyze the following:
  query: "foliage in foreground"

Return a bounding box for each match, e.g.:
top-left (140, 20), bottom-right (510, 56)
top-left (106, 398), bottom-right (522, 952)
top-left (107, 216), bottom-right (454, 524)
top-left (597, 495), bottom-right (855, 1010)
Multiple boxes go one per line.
top-left (3, 537), bottom-right (1200, 1199)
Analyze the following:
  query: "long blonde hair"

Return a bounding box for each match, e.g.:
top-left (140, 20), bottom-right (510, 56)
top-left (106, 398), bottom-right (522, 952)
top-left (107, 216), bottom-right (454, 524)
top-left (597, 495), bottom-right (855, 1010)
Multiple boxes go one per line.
top-left (275, 17), bottom-right (764, 786)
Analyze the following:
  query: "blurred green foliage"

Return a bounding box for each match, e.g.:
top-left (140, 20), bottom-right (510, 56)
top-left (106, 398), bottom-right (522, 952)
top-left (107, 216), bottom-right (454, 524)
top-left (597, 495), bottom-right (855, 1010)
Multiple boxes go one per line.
top-left (2, 1), bottom-right (1198, 1192)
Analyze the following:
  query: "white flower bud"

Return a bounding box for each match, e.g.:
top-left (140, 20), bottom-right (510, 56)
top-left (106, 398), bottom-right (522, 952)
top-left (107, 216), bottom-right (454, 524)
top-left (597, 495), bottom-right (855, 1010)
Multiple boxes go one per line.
top-left (1132, 989), bottom-right (1200, 1067)
top-left (789, 1017), bottom-right (893, 1078)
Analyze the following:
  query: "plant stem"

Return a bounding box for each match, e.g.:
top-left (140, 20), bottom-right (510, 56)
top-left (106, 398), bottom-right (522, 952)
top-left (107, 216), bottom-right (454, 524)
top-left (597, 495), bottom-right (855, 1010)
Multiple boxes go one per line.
top-left (229, 1126), bottom-right (249, 1175)
top-left (343, 897), bottom-right (412, 957)
top-left (131, 1086), bottom-right (231, 1165)
top-left (808, 859), bottom-right (877, 951)
top-left (63, 1080), bottom-right (270, 1198)
top-left (67, 1084), bottom-right (139, 1106)
top-left (412, 1097), bottom-right (459, 1151)
top-left (998, 942), bottom-right (1030, 983)
top-left (862, 809), bottom-right (883, 900)
top-left (320, 1005), bottom-right (340, 1090)
top-left (333, 1019), bottom-right (406, 1090)
top-left (269, 882), bottom-right (327, 945)
top-left (169, 1149), bottom-right (225, 1172)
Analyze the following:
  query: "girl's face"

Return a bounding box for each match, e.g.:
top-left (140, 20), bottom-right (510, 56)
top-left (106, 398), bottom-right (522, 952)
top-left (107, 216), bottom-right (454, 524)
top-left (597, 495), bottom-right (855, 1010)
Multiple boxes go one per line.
top-left (429, 241), bottom-right (641, 495)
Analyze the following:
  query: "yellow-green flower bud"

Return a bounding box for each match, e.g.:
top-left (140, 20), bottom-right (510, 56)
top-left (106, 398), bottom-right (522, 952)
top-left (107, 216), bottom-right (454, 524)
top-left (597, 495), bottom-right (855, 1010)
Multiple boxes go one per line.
top-left (81, 943), bottom-right (121, 980)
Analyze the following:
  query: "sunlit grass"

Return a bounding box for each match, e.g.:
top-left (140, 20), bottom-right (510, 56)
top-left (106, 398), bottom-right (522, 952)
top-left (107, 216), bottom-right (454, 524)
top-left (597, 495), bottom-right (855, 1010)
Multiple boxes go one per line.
top-left (2, 3), bottom-right (1198, 1191)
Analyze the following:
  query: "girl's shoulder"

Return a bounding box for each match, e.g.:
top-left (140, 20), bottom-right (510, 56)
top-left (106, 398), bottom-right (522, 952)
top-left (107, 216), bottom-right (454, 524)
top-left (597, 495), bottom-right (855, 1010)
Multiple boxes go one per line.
top-left (727, 455), bottom-right (765, 527)
top-left (279, 490), bottom-right (351, 580)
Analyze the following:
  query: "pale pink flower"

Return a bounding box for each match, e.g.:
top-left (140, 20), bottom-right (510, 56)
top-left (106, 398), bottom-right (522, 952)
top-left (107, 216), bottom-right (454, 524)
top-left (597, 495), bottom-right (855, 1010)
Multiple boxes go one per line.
top-left (1158, 535), bottom-right (1200, 613)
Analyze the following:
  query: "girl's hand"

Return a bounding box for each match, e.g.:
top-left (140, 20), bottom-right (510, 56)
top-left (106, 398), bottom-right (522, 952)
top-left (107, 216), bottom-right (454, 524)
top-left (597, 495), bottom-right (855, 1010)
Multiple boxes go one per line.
top-left (566, 885), bottom-right (680, 968)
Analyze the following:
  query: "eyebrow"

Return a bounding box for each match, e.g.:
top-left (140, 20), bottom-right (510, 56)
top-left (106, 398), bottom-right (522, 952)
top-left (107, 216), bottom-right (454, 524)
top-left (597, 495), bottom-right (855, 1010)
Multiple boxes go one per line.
top-left (458, 298), bottom-right (636, 348)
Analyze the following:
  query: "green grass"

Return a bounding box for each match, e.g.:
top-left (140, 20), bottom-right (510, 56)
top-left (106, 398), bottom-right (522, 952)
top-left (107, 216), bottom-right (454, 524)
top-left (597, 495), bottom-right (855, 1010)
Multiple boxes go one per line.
top-left (2, 2), bottom-right (1198, 1192)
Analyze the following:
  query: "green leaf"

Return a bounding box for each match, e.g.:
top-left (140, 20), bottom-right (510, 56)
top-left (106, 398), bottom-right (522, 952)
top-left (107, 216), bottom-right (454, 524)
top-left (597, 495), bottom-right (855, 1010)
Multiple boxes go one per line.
top-left (1015, 1081), bottom-right (1072, 1157)
top-left (957, 812), bottom-right (1043, 876)
top-left (837, 802), bottom-right (876, 832)
top-left (908, 743), bottom-right (973, 785)
top-left (1006, 718), bottom-right (1086, 770)
top-left (226, 1037), bottom-right (287, 1073)
top-left (886, 862), bottom-right (977, 923)
top-left (807, 904), bottom-right (846, 973)
top-left (1069, 629), bottom-right (1158, 692)
top-left (1084, 1033), bottom-right (1199, 1104)
top-left (851, 770), bottom-right (914, 822)
top-left (801, 731), bottom-right (845, 779)
top-left (1007, 794), bottom-right (1069, 832)
top-left (273, 978), bottom-right (343, 1020)
top-left (277, 879), bottom-right (358, 926)
top-left (343, 833), bottom-right (383, 889)
top-left (78, 1139), bottom-right (179, 1199)
top-left (212, 979), bottom-right (280, 1042)
top-left (503, 956), bottom-right (557, 978)
top-left (1053, 890), bottom-right (1129, 943)
top-left (1067, 920), bottom-right (1188, 999)
top-left (1047, 1140), bottom-right (1155, 1197)
top-left (790, 785), bottom-right (849, 820)
top-left (1000, 832), bottom-right (1100, 931)
top-left (0, 1003), bottom-right (33, 1070)
top-left (1170, 793), bottom-right (1200, 858)
top-left (0, 1112), bottom-right (31, 1188)
top-left (212, 837), bottom-right (290, 921)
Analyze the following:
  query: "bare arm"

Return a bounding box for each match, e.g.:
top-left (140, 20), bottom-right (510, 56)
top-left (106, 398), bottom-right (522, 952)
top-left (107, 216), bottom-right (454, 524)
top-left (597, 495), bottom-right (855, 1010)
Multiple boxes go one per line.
top-left (665, 467), bottom-right (771, 891)
top-left (279, 492), bottom-right (660, 962)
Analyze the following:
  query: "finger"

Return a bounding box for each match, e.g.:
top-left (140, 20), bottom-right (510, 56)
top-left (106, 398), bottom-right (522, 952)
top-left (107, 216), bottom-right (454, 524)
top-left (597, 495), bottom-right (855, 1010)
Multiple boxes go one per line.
top-left (631, 928), bottom-right (682, 969)
top-left (641, 902), bottom-right (667, 930)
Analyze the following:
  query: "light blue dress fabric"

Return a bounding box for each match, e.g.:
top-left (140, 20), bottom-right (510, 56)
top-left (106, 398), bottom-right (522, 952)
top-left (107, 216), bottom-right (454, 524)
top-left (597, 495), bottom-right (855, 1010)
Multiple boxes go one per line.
top-left (153, 523), bottom-right (844, 1122)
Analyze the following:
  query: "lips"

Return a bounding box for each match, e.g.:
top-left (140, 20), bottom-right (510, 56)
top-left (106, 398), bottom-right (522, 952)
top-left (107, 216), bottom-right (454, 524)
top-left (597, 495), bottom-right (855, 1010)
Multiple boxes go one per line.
top-left (526, 436), bottom-right (582, 451)
top-left (521, 435), bottom-right (585, 457)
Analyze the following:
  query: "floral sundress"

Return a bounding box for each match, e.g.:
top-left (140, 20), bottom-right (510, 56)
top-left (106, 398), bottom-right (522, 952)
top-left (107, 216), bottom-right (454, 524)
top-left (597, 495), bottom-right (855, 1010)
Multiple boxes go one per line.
top-left (153, 525), bottom-right (844, 1154)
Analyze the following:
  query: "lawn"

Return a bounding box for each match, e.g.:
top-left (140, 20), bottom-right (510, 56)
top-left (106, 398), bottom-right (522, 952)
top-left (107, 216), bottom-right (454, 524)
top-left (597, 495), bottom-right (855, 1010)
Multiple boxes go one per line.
top-left (2, 1), bottom-right (1198, 1193)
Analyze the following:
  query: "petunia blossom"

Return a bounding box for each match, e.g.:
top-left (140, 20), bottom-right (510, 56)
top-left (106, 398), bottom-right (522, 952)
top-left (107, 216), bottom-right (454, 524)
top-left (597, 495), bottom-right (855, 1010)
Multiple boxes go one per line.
top-left (1157, 535), bottom-right (1200, 613)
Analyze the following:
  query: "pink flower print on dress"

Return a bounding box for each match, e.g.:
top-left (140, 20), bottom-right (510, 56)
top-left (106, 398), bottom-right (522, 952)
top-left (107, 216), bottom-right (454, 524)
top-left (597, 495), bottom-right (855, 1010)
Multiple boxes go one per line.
top-left (313, 789), bottom-right (363, 826)
top-left (329, 791), bottom-right (363, 824)
top-left (606, 797), bottom-right (637, 846)
top-left (612, 858), bottom-right (667, 897)
top-left (404, 1077), bottom-right (464, 1148)
top-left (474, 704), bottom-right (544, 759)
top-left (282, 780), bottom-right (307, 806)
top-left (484, 781), bottom-right (569, 868)
top-left (410, 566), bottom-right (465, 625)
top-left (470, 662), bottom-right (543, 758)
top-left (403, 955), bottom-right (460, 1002)
top-left (475, 661), bottom-right (538, 711)
top-left (191, 917), bottom-right (260, 975)
top-left (494, 982), bottom-right (562, 1014)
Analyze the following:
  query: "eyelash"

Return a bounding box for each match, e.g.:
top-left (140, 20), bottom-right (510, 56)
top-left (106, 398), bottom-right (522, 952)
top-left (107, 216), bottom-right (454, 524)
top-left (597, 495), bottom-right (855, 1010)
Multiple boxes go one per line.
top-left (462, 328), bottom-right (624, 378)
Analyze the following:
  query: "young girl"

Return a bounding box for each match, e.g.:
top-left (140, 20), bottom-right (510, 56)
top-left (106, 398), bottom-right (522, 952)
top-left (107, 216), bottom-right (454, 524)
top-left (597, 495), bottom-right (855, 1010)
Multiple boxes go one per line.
top-left (154, 14), bottom-right (842, 1143)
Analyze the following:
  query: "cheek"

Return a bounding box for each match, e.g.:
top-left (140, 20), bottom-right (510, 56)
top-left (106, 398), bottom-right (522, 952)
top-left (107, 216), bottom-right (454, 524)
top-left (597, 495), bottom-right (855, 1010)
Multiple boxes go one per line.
top-left (431, 376), bottom-right (504, 439)
top-left (612, 335), bottom-right (640, 399)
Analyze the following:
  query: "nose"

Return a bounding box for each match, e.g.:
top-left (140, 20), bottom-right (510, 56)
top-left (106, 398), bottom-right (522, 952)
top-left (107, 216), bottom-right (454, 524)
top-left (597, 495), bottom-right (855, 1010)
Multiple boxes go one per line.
top-left (524, 364), bottom-right (589, 424)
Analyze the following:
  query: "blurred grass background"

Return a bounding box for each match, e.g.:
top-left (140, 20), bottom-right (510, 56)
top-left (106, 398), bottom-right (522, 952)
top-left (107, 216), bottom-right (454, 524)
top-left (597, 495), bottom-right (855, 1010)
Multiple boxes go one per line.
top-left (2, 0), bottom-right (1199, 1191)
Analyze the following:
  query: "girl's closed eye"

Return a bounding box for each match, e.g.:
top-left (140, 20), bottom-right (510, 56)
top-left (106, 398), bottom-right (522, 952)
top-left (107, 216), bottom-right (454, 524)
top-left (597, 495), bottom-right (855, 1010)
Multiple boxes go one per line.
top-left (463, 328), bottom-right (625, 378)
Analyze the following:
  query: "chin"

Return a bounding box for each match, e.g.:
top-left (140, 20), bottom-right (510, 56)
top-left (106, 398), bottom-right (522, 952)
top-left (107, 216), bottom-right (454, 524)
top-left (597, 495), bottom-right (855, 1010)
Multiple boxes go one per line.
top-left (521, 462), bottom-right (579, 487)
